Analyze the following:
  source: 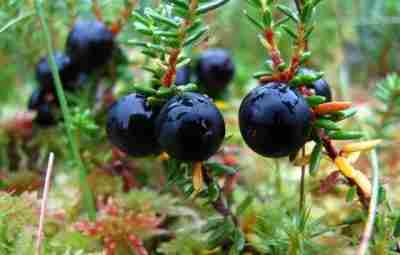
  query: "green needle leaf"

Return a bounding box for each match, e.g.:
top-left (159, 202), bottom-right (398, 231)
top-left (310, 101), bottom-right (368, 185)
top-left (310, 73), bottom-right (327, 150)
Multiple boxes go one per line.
top-left (309, 142), bottom-right (322, 176)
top-left (314, 118), bottom-right (341, 130)
top-left (196, 0), bottom-right (230, 15)
top-left (328, 131), bottom-right (364, 140)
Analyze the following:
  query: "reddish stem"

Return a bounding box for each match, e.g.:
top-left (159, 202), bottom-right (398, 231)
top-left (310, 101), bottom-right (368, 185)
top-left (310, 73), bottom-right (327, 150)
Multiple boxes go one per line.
top-left (319, 130), bottom-right (338, 159)
top-left (110, 0), bottom-right (137, 35)
top-left (265, 28), bottom-right (284, 68)
top-left (161, 49), bottom-right (180, 87)
top-left (128, 234), bottom-right (149, 255)
top-left (161, 0), bottom-right (198, 87)
top-left (92, 0), bottom-right (103, 21)
top-left (259, 21), bottom-right (306, 83)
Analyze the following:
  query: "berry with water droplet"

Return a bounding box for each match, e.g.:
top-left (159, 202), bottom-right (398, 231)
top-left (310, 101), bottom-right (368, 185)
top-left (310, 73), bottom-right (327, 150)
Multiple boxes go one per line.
top-left (106, 94), bottom-right (161, 157)
top-left (155, 92), bottom-right (225, 161)
top-left (196, 49), bottom-right (235, 96)
top-left (239, 83), bottom-right (312, 158)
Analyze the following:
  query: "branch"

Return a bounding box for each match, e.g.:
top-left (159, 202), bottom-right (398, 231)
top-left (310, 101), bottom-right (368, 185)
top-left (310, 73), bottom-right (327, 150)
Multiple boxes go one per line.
top-left (202, 167), bottom-right (238, 226)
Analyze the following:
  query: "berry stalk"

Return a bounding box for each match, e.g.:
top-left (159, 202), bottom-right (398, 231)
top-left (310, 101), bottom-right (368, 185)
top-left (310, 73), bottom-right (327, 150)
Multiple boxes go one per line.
top-left (202, 164), bottom-right (238, 226)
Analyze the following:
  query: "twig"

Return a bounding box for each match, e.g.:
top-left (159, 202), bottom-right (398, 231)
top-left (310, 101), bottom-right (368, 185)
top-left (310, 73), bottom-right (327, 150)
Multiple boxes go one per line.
top-left (35, 153), bottom-right (55, 255)
top-left (202, 167), bottom-right (238, 226)
top-left (35, 0), bottom-right (96, 220)
top-left (356, 146), bottom-right (380, 255)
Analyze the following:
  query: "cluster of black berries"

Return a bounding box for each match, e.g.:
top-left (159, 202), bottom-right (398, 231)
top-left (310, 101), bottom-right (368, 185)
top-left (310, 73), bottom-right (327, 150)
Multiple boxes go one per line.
top-left (106, 48), bottom-right (236, 161)
top-left (28, 20), bottom-right (115, 126)
top-left (239, 68), bottom-right (332, 158)
top-left (106, 92), bottom-right (225, 161)
top-left (176, 48), bottom-right (235, 97)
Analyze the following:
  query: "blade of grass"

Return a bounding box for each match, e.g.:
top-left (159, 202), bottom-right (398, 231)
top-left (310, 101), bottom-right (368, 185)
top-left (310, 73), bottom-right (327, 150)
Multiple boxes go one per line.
top-left (356, 147), bottom-right (380, 255)
top-left (34, 0), bottom-right (96, 220)
top-left (0, 11), bottom-right (35, 33)
top-left (336, 24), bottom-right (380, 253)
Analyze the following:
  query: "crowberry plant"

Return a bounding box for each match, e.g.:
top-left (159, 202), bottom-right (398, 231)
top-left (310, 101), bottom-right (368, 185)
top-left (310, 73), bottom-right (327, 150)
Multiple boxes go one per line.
top-left (242, 0), bottom-right (378, 208)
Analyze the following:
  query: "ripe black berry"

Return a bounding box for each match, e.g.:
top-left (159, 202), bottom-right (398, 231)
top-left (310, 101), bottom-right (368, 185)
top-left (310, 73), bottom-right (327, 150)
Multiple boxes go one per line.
top-left (239, 83), bottom-right (312, 158)
top-left (175, 65), bottom-right (191, 86)
top-left (195, 48), bottom-right (235, 96)
top-left (36, 52), bottom-right (80, 92)
top-left (66, 20), bottom-right (114, 73)
top-left (298, 68), bottom-right (332, 101)
top-left (34, 103), bottom-right (57, 127)
top-left (155, 92), bottom-right (225, 161)
top-left (106, 94), bottom-right (161, 157)
top-left (28, 88), bottom-right (47, 110)
top-left (28, 88), bottom-right (56, 127)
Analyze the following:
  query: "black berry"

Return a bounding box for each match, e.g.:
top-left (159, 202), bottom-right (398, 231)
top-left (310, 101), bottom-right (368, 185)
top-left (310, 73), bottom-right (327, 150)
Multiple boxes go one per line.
top-left (66, 20), bottom-right (114, 73)
top-left (106, 94), bottom-right (161, 157)
top-left (155, 92), bottom-right (225, 161)
top-left (175, 65), bottom-right (191, 86)
top-left (35, 52), bottom-right (80, 92)
top-left (195, 48), bottom-right (235, 96)
top-left (298, 68), bottom-right (332, 101)
top-left (28, 88), bottom-right (56, 127)
top-left (239, 83), bottom-right (312, 158)
top-left (28, 87), bottom-right (47, 110)
top-left (35, 103), bottom-right (57, 127)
